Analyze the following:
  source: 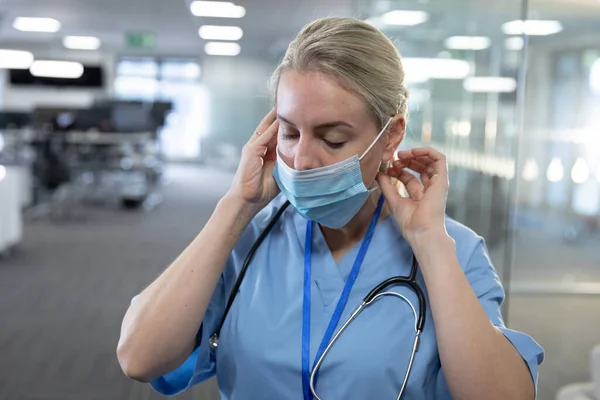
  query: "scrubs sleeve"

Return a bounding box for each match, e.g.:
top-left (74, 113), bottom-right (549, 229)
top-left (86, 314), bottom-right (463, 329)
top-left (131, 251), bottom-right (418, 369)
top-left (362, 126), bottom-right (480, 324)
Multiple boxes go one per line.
top-left (144, 194), bottom-right (288, 396)
top-left (463, 238), bottom-right (545, 393)
top-left (148, 273), bottom-right (226, 396)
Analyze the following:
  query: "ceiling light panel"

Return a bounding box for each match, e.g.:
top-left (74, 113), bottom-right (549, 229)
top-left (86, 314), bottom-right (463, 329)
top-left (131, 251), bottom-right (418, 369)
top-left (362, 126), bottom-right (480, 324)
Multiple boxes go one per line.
top-left (204, 42), bottom-right (240, 56)
top-left (381, 10), bottom-right (428, 26)
top-left (502, 20), bottom-right (563, 36)
top-left (403, 58), bottom-right (470, 80)
top-left (0, 49), bottom-right (34, 69)
top-left (63, 36), bottom-right (101, 50)
top-left (191, 1), bottom-right (246, 18)
top-left (199, 25), bottom-right (243, 41)
top-left (30, 60), bottom-right (84, 79)
top-left (445, 36), bottom-right (491, 50)
top-left (463, 77), bottom-right (517, 93)
top-left (13, 17), bottom-right (61, 33)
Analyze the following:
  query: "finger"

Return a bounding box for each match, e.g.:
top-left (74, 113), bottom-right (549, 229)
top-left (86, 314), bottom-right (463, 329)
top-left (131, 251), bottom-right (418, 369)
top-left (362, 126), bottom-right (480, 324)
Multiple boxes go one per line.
top-left (397, 170), bottom-right (424, 201)
top-left (398, 149), bottom-right (442, 165)
top-left (264, 130), bottom-right (278, 164)
top-left (396, 153), bottom-right (434, 167)
top-left (249, 108), bottom-right (277, 143)
top-left (421, 169), bottom-right (431, 188)
top-left (376, 172), bottom-right (400, 207)
top-left (252, 120), bottom-right (279, 149)
top-left (241, 120), bottom-right (279, 165)
top-left (410, 146), bottom-right (444, 161)
top-left (392, 159), bottom-right (427, 174)
top-left (409, 147), bottom-right (448, 180)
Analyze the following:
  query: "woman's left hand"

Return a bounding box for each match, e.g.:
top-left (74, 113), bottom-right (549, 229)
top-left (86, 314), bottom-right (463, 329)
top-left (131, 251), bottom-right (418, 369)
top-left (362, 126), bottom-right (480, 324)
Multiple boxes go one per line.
top-left (376, 147), bottom-right (449, 245)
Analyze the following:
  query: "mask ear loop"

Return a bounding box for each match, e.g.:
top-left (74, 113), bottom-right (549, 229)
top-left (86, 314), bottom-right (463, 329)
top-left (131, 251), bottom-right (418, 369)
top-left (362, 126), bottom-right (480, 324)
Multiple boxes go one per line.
top-left (359, 116), bottom-right (395, 161)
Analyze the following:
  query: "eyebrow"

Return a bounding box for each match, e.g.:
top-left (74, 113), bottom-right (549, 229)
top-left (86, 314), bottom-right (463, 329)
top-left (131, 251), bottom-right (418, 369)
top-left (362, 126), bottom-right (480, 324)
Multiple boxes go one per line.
top-left (277, 114), bottom-right (354, 130)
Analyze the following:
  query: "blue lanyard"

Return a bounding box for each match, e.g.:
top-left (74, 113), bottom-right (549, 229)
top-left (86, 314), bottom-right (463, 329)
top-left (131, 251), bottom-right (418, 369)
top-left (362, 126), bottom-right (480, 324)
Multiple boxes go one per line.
top-left (301, 195), bottom-right (385, 400)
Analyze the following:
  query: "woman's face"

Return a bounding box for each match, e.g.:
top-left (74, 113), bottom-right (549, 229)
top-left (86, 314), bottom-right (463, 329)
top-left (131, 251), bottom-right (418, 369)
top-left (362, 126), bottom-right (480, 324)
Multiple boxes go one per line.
top-left (276, 70), bottom-right (404, 186)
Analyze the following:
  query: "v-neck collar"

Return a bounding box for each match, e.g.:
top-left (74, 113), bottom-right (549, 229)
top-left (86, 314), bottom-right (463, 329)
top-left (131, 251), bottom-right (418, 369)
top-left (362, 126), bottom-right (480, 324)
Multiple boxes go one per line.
top-left (292, 209), bottom-right (396, 308)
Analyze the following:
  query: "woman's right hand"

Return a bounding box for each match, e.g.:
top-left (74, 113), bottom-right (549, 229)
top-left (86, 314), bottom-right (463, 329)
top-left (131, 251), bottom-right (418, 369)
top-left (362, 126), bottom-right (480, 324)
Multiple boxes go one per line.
top-left (226, 108), bottom-right (280, 213)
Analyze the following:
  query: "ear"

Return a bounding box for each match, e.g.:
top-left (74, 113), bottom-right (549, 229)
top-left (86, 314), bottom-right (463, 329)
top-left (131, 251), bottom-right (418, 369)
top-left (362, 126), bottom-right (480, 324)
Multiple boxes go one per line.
top-left (382, 115), bottom-right (406, 162)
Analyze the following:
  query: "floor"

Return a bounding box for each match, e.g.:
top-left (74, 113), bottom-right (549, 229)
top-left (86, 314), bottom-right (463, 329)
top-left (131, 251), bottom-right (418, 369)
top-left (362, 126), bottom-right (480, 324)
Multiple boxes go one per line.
top-left (0, 164), bottom-right (598, 400)
top-left (0, 165), bottom-right (224, 400)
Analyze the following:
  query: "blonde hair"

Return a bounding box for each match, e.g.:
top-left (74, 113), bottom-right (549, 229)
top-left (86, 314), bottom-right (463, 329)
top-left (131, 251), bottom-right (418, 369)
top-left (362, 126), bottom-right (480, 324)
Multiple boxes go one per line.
top-left (270, 17), bottom-right (409, 132)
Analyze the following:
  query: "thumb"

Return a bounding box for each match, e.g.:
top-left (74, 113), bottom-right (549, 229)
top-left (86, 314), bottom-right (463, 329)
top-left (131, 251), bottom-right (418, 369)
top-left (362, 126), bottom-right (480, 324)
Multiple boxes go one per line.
top-left (376, 172), bottom-right (400, 208)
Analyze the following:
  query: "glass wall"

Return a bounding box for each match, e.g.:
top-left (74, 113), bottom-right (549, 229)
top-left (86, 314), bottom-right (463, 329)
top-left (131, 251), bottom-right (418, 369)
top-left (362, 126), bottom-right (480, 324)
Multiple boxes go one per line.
top-left (352, 0), bottom-right (524, 283)
top-left (350, 1), bottom-right (600, 399)
top-left (509, 1), bottom-right (600, 398)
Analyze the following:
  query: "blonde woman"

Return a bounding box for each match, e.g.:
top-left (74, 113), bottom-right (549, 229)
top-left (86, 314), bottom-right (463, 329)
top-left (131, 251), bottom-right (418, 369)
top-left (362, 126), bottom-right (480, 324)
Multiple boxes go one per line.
top-left (118, 17), bottom-right (543, 400)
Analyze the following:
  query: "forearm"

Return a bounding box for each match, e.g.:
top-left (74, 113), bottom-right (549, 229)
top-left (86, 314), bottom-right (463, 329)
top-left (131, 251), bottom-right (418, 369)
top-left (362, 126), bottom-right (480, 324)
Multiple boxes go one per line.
top-left (117, 194), bottom-right (258, 381)
top-left (412, 233), bottom-right (534, 400)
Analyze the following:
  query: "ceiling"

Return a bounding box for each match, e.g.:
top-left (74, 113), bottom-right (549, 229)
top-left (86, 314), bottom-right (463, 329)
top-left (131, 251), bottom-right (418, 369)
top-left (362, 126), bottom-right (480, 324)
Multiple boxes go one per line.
top-left (0, 0), bottom-right (354, 58)
top-left (0, 0), bottom-right (598, 60)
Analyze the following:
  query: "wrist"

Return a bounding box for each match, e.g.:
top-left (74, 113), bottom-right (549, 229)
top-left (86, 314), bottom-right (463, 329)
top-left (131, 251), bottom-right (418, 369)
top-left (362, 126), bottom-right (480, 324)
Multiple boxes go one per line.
top-left (219, 193), bottom-right (262, 224)
top-left (407, 229), bottom-right (455, 258)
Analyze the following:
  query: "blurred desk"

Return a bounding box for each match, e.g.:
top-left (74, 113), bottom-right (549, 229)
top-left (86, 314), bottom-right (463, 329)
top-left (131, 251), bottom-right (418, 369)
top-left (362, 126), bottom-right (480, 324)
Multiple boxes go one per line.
top-left (63, 131), bottom-right (154, 145)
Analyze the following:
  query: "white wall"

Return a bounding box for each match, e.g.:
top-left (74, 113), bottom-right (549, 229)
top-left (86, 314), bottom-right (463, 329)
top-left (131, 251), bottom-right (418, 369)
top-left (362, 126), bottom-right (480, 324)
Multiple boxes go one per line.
top-left (0, 46), bottom-right (114, 111)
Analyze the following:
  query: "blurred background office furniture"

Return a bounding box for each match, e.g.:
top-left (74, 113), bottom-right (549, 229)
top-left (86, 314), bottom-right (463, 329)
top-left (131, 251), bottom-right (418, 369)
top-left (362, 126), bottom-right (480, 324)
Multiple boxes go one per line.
top-left (556, 345), bottom-right (600, 400)
top-left (0, 101), bottom-right (172, 222)
top-left (0, 165), bottom-right (23, 255)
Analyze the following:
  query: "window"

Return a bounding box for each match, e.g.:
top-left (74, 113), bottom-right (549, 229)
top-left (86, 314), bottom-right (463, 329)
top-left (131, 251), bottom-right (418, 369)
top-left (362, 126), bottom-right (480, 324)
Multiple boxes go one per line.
top-left (114, 57), bottom-right (208, 160)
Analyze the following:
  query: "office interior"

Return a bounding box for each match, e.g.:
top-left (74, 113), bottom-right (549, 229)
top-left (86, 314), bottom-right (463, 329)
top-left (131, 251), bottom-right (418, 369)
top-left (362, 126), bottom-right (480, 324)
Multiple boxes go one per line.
top-left (0, 0), bottom-right (599, 399)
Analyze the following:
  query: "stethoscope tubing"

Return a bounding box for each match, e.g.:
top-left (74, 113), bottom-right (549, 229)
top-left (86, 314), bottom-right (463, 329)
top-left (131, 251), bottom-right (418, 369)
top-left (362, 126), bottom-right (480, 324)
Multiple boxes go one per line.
top-left (309, 291), bottom-right (423, 400)
top-left (209, 200), bottom-right (428, 400)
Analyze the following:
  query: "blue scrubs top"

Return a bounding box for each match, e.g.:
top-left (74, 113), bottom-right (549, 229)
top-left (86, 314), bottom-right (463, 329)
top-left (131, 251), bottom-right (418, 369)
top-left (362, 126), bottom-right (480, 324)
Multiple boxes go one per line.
top-left (149, 194), bottom-right (544, 399)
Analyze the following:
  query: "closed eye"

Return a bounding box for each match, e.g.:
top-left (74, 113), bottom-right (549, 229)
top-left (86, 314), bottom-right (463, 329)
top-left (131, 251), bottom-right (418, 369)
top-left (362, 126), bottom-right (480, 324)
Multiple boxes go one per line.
top-left (324, 139), bottom-right (346, 149)
top-left (280, 133), bottom-right (298, 141)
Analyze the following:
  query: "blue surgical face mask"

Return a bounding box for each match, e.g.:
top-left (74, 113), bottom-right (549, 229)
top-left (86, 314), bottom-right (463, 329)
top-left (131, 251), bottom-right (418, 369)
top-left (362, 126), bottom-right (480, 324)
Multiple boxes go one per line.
top-left (272, 117), bottom-right (393, 229)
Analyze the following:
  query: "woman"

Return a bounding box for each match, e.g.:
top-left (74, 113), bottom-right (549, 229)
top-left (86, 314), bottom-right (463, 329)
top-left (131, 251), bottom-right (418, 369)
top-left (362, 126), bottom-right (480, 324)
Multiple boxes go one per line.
top-left (117, 17), bottom-right (544, 399)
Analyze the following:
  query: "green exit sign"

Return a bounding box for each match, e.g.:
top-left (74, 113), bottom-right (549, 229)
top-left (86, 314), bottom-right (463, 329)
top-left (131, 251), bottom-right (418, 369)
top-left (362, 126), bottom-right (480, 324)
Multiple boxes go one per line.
top-left (125, 31), bottom-right (157, 50)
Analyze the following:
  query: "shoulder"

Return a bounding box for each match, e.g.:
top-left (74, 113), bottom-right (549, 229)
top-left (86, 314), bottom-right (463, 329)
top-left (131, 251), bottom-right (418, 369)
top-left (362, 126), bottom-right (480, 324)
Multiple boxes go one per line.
top-left (249, 193), bottom-right (291, 231)
top-left (230, 193), bottom-right (292, 260)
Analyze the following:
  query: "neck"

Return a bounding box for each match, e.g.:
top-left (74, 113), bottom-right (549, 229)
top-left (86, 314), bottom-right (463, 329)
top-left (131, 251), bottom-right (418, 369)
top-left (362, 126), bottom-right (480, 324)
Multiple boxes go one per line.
top-left (320, 190), bottom-right (390, 253)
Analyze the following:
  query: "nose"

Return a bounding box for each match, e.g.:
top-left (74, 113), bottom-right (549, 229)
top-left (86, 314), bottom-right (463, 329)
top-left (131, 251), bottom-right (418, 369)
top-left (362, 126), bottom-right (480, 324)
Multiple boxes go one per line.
top-left (293, 135), bottom-right (320, 171)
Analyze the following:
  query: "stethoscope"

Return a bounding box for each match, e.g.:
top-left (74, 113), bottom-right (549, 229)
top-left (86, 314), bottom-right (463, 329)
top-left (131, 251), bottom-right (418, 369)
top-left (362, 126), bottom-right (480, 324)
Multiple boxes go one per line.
top-left (208, 200), bottom-right (427, 400)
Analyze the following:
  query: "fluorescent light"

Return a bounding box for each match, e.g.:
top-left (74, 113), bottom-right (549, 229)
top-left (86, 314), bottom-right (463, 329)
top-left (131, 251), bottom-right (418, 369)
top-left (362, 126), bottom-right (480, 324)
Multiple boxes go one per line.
top-left (571, 158), bottom-right (589, 184)
top-left (204, 42), bottom-right (240, 56)
top-left (590, 59), bottom-right (600, 94)
top-left (505, 37), bottom-right (524, 51)
top-left (522, 159), bottom-right (539, 182)
top-left (502, 20), bottom-right (562, 36)
top-left (63, 36), bottom-right (101, 50)
top-left (199, 25), bottom-right (243, 41)
top-left (191, 1), bottom-right (245, 18)
top-left (451, 121), bottom-right (471, 137)
top-left (13, 17), bottom-right (61, 33)
top-left (445, 36), bottom-right (491, 50)
top-left (381, 10), bottom-right (428, 26)
top-left (405, 70), bottom-right (430, 83)
top-left (0, 165), bottom-right (5, 182)
top-left (403, 58), bottom-right (470, 80)
top-left (546, 157), bottom-right (564, 182)
top-left (30, 61), bottom-right (84, 79)
top-left (0, 49), bottom-right (34, 69)
top-left (464, 77), bottom-right (517, 93)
